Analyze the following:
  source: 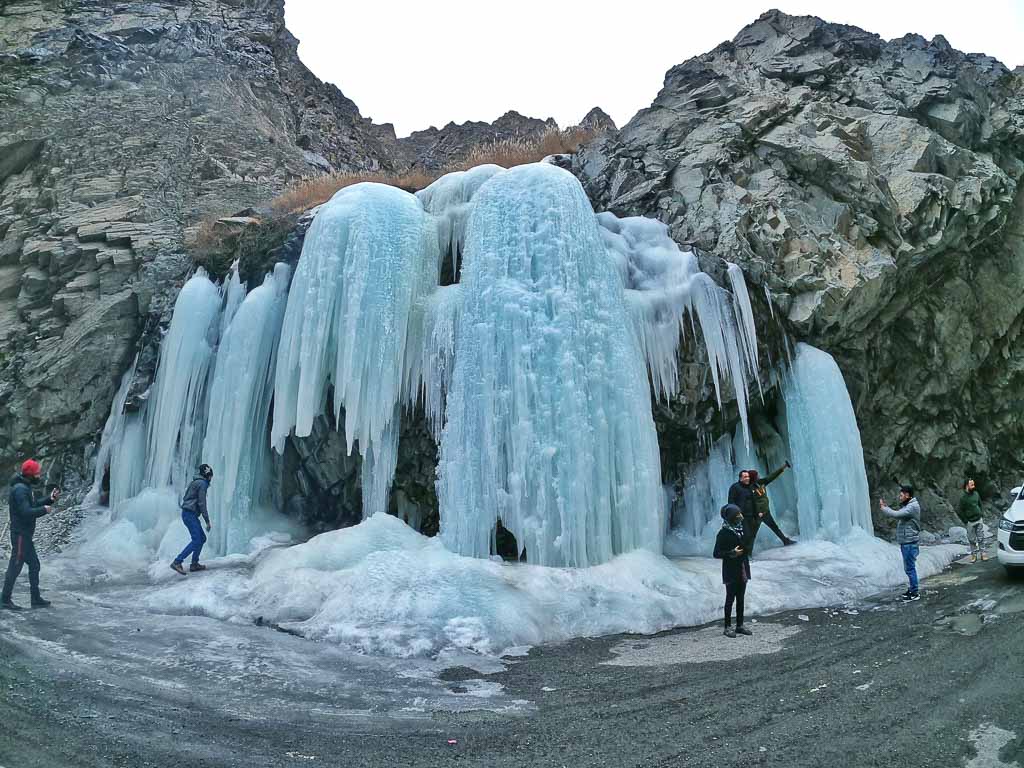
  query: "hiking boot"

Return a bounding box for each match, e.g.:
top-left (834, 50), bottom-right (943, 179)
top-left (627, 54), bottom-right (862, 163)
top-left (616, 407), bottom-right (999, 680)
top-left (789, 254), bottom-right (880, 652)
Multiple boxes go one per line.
top-left (30, 597), bottom-right (51, 609)
top-left (981, 552), bottom-right (988, 562)
top-left (736, 625), bottom-right (753, 636)
top-left (1, 598), bottom-right (23, 611)
top-left (723, 626), bottom-right (737, 638)
top-left (189, 563), bottom-right (208, 572)
top-left (170, 561), bottom-right (187, 576)
top-left (971, 553), bottom-right (978, 563)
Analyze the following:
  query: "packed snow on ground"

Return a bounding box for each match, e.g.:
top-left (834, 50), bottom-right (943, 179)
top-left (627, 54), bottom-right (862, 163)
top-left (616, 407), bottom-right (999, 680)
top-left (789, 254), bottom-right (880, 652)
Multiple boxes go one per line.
top-left (57, 512), bottom-right (965, 659)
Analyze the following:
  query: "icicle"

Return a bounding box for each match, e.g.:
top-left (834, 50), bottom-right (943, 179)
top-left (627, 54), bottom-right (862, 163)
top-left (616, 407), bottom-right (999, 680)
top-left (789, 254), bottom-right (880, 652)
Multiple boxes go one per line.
top-left (202, 264), bottom-right (291, 554)
top-left (417, 164), bottom-right (504, 274)
top-left (726, 262), bottom-right (761, 394)
top-left (90, 354), bottom-right (138, 499)
top-left (272, 183), bottom-right (439, 518)
top-left (218, 261), bottom-right (246, 340)
top-left (407, 283), bottom-right (462, 440)
top-left (438, 164), bottom-right (664, 568)
top-left (781, 343), bottom-right (872, 540)
top-left (143, 269), bottom-right (224, 492)
top-left (763, 282), bottom-right (775, 319)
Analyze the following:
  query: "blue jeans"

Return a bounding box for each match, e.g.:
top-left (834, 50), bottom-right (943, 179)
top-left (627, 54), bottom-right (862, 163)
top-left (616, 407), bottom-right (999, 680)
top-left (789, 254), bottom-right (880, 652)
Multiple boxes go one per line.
top-left (901, 543), bottom-right (919, 593)
top-left (174, 511), bottom-right (207, 565)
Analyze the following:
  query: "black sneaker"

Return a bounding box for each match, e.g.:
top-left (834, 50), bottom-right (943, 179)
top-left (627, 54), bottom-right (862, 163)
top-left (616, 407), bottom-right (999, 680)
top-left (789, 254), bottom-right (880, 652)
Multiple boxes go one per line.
top-left (30, 597), bottom-right (51, 609)
top-left (1, 598), bottom-right (23, 611)
top-left (723, 626), bottom-right (737, 638)
top-left (736, 625), bottom-right (753, 636)
top-left (907, 592), bottom-right (921, 602)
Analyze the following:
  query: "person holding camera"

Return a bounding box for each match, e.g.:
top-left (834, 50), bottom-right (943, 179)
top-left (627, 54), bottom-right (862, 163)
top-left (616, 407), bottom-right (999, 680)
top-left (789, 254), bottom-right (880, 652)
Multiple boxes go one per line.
top-left (170, 464), bottom-right (214, 575)
top-left (714, 503), bottom-right (752, 638)
top-left (879, 485), bottom-right (922, 601)
top-left (2, 459), bottom-right (59, 610)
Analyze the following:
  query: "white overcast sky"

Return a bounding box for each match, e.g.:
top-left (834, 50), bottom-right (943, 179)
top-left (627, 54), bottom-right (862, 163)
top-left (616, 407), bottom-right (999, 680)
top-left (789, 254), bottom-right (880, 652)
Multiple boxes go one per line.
top-left (284, 1), bottom-right (1024, 137)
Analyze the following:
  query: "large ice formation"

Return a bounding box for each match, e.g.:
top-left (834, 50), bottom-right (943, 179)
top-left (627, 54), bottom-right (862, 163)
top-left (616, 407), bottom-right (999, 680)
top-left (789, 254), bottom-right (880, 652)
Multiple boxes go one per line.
top-left (203, 264), bottom-right (291, 553)
top-left (143, 269), bottom-right (225, 491)
top-left (437, 164), bottom-right (664, 567)
top-left (782, 342), bottom-right (873, 539)
top-left (272, 183), bottom-right (439, 518)
top-left (96, 163), bottom-right (872, 581)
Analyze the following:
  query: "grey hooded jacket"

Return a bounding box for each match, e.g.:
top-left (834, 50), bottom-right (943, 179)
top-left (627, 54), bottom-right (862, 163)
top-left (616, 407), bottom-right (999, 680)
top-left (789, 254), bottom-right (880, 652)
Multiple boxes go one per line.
top-left (881, 497), bottom-right (921, 545)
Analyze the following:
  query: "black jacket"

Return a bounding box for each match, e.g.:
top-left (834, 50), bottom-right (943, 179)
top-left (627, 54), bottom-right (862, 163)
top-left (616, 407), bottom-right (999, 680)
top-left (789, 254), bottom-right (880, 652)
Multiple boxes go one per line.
top-left (8, 474), bottom-right (50, 539)
top-left (727, 481), bottom-right (756, 520)
top-left (713, 524), bottom-right (751, 585)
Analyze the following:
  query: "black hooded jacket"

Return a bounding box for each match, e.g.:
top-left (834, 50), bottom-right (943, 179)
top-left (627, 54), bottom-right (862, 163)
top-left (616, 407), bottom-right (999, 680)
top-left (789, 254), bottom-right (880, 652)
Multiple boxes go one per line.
top-left (8, 474), bottom-right (50, 539)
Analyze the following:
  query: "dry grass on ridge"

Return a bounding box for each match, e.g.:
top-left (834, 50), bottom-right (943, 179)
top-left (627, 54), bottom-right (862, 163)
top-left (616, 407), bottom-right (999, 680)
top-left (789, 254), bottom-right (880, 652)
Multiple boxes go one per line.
top-left (268, 125), bottom-right (599, 215)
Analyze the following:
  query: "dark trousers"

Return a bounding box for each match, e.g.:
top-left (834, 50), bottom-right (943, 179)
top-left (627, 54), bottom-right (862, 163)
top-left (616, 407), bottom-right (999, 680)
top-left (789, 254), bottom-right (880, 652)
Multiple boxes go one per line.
top-left (724, 580), bottom-right (746, 627)
top-left (2, 534), bottom-right (41, 601)
top-left (174, 511), bottom-right (206, 565)
top-left (744, 511), bottom-right (788, 555)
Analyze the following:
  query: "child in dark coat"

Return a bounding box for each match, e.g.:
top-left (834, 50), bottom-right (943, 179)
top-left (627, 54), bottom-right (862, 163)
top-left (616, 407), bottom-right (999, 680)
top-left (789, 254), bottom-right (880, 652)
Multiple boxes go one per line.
top-left (714, 503), bottom-right (752, 638)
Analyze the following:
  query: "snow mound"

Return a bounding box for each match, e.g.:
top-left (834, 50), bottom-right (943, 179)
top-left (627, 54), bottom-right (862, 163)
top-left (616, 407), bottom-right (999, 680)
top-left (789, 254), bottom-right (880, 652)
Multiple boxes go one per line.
top-left (104, 514), bottom-right (965, 659)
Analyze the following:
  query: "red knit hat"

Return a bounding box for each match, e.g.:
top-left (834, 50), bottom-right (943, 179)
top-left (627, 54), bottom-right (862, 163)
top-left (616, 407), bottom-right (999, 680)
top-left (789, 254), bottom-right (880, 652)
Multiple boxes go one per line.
top-left (21, 459), bottom-right (41, 477)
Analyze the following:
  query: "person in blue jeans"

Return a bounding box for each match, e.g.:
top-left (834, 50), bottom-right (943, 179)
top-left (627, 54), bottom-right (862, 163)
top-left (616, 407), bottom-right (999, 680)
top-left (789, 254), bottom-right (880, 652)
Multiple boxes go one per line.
top-left (879, 484), bottom-right (922, 601)
top-left (170, 464), bottom-right (214, 575)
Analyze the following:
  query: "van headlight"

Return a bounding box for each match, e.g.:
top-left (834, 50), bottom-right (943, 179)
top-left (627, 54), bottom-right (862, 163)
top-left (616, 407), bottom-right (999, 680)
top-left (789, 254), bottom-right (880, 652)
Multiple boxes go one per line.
top-left (999, 517), bottom-right (1014, 532)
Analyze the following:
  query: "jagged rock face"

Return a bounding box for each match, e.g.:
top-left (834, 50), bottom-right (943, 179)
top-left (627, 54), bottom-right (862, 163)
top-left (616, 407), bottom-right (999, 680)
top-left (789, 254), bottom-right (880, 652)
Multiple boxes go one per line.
top-left (0, 0), bottom-right (401, 478)
top-left (572, 10), bottom-right (1024, 524)
top-left (577, 107), bottom-right (617, 133)
top-left (395, 110), bottom-right (559, 170)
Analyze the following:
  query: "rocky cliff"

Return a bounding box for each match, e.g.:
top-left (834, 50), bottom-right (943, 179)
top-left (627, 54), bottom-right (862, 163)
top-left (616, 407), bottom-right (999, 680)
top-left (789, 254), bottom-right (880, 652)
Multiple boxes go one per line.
top-left (572, 10), bottom-right (1024, 525)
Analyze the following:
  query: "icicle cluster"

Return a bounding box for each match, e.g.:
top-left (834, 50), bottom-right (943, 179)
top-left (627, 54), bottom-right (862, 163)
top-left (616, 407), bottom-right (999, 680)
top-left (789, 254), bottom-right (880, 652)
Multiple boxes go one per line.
top-left (271, 183), bottom-right (439, 518)
top-left (142, 270), bottom-right (224, 491)
top-left (203, 264), bottom-right (291, 553)
top-left (596, 213), bottom-right (760, 445)
top-left (781, 343), bottom-right (872, 539)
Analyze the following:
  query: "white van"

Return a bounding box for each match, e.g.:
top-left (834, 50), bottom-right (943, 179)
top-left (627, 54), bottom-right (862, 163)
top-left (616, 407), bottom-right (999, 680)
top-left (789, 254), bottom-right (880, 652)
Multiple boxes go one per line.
top-left (998, 486), bottom-right (1024, 573)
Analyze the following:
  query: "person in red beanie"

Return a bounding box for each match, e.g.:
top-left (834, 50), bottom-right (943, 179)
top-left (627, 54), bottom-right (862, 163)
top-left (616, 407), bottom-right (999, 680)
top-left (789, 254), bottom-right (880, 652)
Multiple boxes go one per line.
top-left (2, 459), bottom-right (59, 609)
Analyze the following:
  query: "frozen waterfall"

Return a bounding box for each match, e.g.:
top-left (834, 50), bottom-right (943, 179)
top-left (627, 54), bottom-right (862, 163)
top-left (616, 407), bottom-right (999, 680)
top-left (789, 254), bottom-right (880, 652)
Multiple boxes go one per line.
top-left (271, 183), bottom-right (440, 518)
top-left (143, 269), bottom-right (225, 492)
top-left (437, 164), bottom-right (664, 567)
top-left (203, 264), bottom-right (291, 554)
top-left (95, 161), bottom-right (778, 571)
top-left (782, 342), bottom-right (872, 539)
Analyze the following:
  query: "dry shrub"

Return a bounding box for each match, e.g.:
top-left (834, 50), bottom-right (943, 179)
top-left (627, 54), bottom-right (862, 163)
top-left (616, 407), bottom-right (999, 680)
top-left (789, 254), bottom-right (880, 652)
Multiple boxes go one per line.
top-left (268, 126), bottom-right (602, 215)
